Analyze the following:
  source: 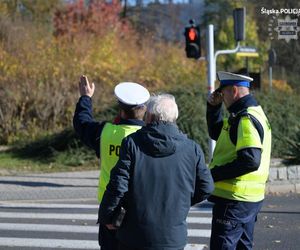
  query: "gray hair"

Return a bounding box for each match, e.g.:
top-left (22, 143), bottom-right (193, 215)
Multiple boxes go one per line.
top-left (147, 94), bottom-right (179, 123)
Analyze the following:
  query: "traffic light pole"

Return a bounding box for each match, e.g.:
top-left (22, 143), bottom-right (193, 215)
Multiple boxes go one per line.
top-left (206, 24), bottom-right (241, 162)
top-left (206, 25), bottom-right (216, 162)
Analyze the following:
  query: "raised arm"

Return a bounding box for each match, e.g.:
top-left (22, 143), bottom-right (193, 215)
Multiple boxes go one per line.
top-left (73, 75), bottom-right (105, 157)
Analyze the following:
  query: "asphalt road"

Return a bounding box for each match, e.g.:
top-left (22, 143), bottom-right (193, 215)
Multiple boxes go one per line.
top-left (0, 171), bottom-right (299, 249)
top-left (254, 193), bottom-right (300, 250)
top-left (0, 194), bottom-right (299, 250)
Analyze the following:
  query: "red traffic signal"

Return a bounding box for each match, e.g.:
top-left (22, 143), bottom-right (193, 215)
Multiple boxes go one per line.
top-left (188, 28), bottom-right (197, 41)
top-left (184, 25), bottom-right (201, 59)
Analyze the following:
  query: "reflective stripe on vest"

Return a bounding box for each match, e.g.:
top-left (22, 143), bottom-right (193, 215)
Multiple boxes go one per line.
top-left (210, 106), bottom-right (272, 202)
top-left (98, 123), bottom-right (141, 202)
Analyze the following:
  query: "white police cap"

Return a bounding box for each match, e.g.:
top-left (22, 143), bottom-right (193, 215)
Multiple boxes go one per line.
top-left (217, 71), bottom-right (253, 82)
top-left (217, 71), bottom-right (253, 89)
top-left (114, 82), bottom-right (150, 106)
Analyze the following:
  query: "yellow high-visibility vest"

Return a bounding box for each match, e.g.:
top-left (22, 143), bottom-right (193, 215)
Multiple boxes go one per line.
top-left (210, 106), bottom-right (272, 202)
top-left (98, 123), bottom-right (141, 202)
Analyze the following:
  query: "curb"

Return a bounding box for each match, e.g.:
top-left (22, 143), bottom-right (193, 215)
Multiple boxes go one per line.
top-left (266, 181), bottom-right (300, 194)
top-left (0, 164), bottom-right (299, 202)
top-left (266, 159), bottom-right (300, 194)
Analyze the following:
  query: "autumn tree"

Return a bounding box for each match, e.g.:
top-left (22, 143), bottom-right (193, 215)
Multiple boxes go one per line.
top-left (0, 0), bottom-right (62, 22)
top-left (53, 0), bottom-right (130, 39)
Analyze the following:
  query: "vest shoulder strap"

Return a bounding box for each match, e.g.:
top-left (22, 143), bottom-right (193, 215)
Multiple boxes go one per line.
top-left (229, 109), bottom-right (264, 146)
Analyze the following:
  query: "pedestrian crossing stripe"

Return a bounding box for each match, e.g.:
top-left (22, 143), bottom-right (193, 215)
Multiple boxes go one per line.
top-left (0, 237), bottom-right (100, 249)
top-left (0, 203), bottom-right (99, 209)
top-left (0, 202), bottom-right (212, 212)
top-left (0, 202), bottom-right (212, 249)
top-left (0, 212), bottom-right (97, 220)
top-left (0, 238), bottom-right (208, 250)
top-left (0, 212), bottom-right (211, 224)
top-left (0, 223), bottom-right (212, 236)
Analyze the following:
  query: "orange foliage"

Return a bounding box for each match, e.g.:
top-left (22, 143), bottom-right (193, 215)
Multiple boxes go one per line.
top-left (262, 78), bottom-right (293, 93)
top-left (0, 1), bottom-right (205, 144)
top-left (53, 0), bottom-right (130, 38)
top-left (272, 79), bottom-right (293, 93)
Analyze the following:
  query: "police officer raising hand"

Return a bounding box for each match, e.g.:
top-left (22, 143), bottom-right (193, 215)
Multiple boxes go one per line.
top-left (73, 77), bottom-right (150, 250)
top-left (79, 75), bottom-right (95, 97)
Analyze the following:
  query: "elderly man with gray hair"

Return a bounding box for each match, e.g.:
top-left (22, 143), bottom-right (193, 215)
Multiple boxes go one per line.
top-left (99, 94), bottom-right (214, 250)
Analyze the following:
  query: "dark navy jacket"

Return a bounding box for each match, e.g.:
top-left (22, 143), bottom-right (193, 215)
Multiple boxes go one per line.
top-left (99, 122), bottom-right (214, 249)
top-left (206, 94), bottom-right (264, 185)
top-left (73, 96), bottom-right (144, 158)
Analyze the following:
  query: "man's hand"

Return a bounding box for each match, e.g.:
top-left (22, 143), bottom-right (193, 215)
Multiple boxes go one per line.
top-left (106, 224), bottom-right (117, 230)
top-left (79, 75), bottom-right (95, 98)
top-left (207, 90), bottom-right (223, 106)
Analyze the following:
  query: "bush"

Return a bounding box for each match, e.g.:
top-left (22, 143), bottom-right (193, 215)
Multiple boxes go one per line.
top-left (0, 1), bottom-right (299, 165)
top-left (171, 84), bottom-right (209, 156)
top-left (0, 14), bottom-right (203, 145)
top-left (8, 84), bottom-right (300, 166)
top-left (284, 125), bottom-right (300, 165)
top-left (255, 90), bottom-right (300, 160)
top-left (10, 129), bottom-right (95, 166)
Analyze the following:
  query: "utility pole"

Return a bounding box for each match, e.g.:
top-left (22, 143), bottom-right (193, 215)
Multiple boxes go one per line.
top-left (269, 48), bottom-right (277, 91)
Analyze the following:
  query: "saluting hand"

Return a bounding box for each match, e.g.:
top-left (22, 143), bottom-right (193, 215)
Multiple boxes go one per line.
top-left (207, 90), bottom-right (223, 106)
top-left (79, 75), bottom-right (95, 98)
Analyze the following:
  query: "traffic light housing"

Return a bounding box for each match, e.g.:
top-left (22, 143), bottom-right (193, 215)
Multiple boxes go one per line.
top-left (233, 8), bottom-right (246, 41)
top-left (185, 21), bottom-right (201, 59)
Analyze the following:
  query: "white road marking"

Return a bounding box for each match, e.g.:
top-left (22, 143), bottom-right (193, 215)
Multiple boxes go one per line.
top-left (0, 238), bottom-right (207, 249)
top-left (188, 229), bottom-right (211, 238)
top-left (187, 217), bottom-right (211, 224)
top-left (0, 223), bottom-right (211, 238)
top-left (0, 223), bottom-right (97, 233)
top-left (0, 202), bottom-right (212, 249)
top-left (0, 212), bottom-right (97, 220)
top-left (0, 237), bottom-right (99, 249)
top-left (0, 203), bottom-right (98, 209)
top-left (0, 212), bottom-right (211, 222)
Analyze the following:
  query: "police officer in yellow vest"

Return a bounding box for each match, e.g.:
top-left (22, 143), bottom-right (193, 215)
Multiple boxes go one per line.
top-left (73, 75), bottom-right (150, 250)
top-left (206, 71), bottom-right (271, 250)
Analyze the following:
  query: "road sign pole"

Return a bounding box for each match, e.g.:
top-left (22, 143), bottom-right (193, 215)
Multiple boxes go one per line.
top-left (269, 66), bottom-right (273, 91)
top-left (268, 49), bottom-right (276, 92)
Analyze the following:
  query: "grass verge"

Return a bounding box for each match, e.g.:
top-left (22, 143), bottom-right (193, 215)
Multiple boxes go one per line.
top-left (0, 128), bottom-right (99, 175)
top-left (0, 151), bottom-right (98, 175)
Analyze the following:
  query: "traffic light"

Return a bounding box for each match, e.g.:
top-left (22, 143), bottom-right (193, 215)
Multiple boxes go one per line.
top-left (185, 20), bottom-right (201, 59)
top-left (233, 8), bottom-right (246, 41)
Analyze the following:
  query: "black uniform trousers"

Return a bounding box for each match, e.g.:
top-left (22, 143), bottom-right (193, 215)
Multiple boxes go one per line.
top-left (210, 198), bottom-right (263, 250)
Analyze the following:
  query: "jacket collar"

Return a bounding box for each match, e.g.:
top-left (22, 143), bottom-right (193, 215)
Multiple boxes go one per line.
top-left (118, 118), bottom-right (145, 126)
top-left (228, 94), bottom-right (258, 114)
top-left (143, 121), bottom-right (182, 136)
